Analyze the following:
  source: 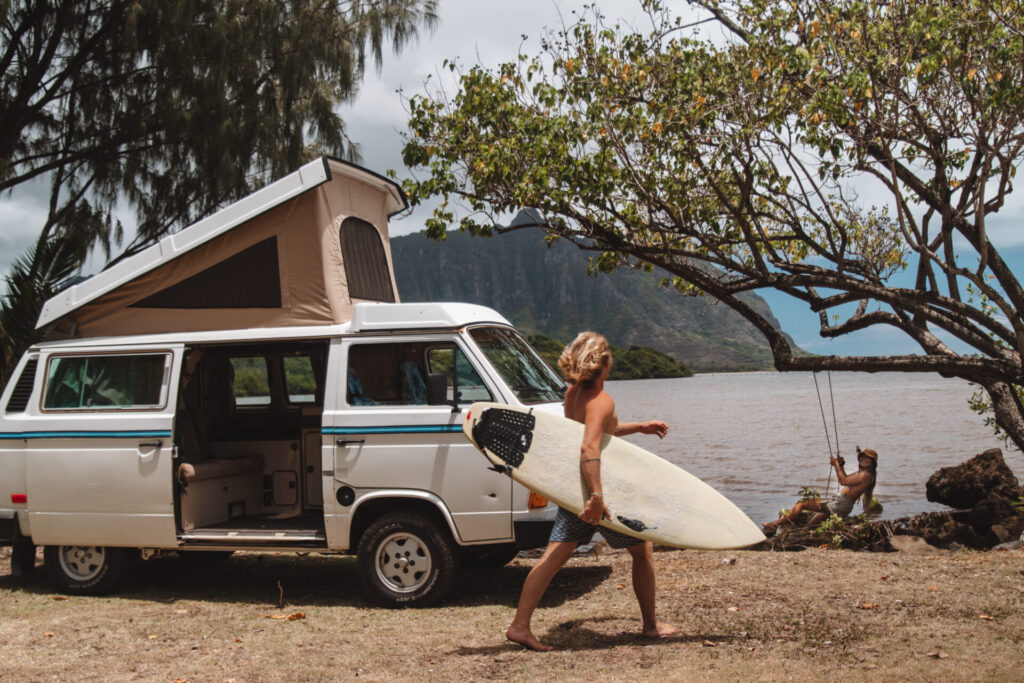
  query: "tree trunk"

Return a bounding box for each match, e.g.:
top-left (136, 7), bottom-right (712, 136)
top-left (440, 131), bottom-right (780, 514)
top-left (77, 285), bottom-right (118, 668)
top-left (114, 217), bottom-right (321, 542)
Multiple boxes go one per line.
top-left (982, 380), bottom-right (1024, 453)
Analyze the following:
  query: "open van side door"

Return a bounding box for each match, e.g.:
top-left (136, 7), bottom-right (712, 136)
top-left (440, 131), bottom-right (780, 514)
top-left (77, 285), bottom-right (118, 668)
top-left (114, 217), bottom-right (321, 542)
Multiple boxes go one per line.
top-left (23, 345), bottom-right (183, 548)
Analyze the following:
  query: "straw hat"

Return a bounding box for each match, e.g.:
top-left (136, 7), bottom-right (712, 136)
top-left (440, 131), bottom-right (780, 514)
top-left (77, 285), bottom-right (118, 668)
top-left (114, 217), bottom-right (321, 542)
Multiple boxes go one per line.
top-left (857, 448), bottom-right (878, 462)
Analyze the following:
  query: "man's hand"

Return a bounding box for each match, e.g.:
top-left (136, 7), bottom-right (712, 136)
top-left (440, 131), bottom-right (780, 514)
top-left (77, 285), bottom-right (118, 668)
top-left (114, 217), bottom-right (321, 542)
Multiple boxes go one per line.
top-left (579, 494), bottom-right (610, 524)
top-left (640, 421), bottom-right (669, 439)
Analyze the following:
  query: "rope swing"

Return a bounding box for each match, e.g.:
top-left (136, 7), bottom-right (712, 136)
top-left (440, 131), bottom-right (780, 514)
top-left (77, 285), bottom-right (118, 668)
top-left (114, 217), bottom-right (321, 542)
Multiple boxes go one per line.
top-left (812, 371), bottom-right (840, 495)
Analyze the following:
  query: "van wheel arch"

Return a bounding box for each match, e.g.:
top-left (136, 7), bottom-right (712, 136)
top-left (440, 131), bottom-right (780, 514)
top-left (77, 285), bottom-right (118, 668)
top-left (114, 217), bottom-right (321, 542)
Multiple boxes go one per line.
top-left (349, 496), bottom-right (454, 551)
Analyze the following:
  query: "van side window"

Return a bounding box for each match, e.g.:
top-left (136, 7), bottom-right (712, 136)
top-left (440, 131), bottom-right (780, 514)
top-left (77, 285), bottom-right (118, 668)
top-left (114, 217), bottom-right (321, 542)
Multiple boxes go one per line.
top-left (426, 346), bottom-right (493, 404)
top-left (284, 355), bottom-right (316, 404)
top-left (347, 342), bottom-right (491, 406)
top-left (229, 356), bottom-right (271, 406)
top-left (346, 343), bottom-right (410, 406)
top-left (43, 354), bottom-right (168, 410)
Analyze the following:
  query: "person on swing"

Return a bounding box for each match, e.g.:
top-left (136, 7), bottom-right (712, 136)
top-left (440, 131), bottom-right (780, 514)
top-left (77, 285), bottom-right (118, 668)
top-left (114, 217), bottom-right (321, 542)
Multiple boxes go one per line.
top-left (762, 448), bottom-right (878, 534)
top-left (505, 331), bottom-right (675, 651)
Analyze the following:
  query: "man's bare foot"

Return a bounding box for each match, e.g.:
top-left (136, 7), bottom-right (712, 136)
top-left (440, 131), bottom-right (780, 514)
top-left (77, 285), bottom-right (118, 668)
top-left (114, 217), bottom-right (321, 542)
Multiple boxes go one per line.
top-left (641, 621), bottom-right (677, 639)
top-left (506, 625), bottom-right (553, 652)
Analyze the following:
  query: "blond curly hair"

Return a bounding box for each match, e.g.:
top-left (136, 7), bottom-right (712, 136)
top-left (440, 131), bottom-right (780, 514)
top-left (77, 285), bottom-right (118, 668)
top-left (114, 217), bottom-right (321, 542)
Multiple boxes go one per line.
top-left (558, 332), bottom-right (611, 386)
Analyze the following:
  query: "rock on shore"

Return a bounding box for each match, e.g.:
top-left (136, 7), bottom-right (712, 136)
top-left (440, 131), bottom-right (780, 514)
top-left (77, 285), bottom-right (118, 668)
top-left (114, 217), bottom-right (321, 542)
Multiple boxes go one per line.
top-left (926, 448), bottom-right (1021, 507)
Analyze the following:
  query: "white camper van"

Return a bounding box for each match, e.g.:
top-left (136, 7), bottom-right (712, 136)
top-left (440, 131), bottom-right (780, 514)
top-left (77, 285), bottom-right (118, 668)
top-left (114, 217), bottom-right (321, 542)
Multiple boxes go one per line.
top-left (0, 158), bottom-right (562, 606)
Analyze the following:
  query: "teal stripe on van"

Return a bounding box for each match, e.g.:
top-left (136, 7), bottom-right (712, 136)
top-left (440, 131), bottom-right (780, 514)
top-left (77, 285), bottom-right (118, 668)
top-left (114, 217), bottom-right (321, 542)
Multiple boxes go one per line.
top-left (0, 430), bottom-right (172, 439)
top-left (322, 425), bottom-right (462, 435)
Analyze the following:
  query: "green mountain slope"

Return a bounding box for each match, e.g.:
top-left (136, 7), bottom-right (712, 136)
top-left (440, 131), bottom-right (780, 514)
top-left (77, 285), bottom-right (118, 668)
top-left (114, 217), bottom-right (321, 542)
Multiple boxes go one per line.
top-left (391, 228), bottom-right (797, 372)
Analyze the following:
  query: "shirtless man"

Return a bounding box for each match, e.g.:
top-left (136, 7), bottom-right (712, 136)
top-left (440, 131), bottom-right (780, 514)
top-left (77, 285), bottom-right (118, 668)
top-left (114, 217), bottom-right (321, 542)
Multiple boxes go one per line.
top-left (762, 448), bottom-right (879, 533)
top-left (505, 331), bottom-right (676, 651)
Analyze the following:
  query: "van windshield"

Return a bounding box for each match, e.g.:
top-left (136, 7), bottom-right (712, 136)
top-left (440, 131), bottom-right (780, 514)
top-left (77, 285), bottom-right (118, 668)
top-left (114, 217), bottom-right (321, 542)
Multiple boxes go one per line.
top-left (468, 327), bottom-right (565, 404)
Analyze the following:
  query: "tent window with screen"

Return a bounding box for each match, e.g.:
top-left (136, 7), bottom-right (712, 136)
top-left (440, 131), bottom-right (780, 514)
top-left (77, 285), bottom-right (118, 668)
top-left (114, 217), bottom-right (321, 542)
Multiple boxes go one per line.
top-left (340, 217), bottom-right (395, 302)
top-left (131, 237), bottom-right (282, 309)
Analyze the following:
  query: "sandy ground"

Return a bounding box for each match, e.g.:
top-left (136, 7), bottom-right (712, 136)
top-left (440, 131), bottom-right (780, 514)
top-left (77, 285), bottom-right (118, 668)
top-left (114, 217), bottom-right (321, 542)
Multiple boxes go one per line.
top-left (1, 544), bottom-right (1023, 681)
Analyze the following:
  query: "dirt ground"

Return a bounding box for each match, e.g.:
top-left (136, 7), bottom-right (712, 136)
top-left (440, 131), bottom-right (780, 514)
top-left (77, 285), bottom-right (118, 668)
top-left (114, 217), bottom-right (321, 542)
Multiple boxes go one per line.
top-left (1, 544), bottom-right (1023, 682)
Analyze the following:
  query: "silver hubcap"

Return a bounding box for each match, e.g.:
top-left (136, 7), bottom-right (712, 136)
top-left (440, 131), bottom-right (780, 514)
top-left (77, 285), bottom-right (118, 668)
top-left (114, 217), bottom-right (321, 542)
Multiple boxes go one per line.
top-left (58, 546), bottom-right (106, 582)
top-left (375, 531), bottom-right (432, 593)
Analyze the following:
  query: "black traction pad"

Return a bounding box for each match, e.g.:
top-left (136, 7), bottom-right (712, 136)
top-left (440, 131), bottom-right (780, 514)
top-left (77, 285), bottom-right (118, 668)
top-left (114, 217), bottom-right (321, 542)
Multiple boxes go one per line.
top-left (617, 515), bottom-right (656, 532)
top-left (471, 407), bottom-right (535, 469)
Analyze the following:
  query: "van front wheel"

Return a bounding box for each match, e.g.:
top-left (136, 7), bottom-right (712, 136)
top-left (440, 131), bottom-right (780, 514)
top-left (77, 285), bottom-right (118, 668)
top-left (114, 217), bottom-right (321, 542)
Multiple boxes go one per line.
top-left (357, 513), bottom-right (457, 607)
top-left (44, 545), bottom-right (128, 595)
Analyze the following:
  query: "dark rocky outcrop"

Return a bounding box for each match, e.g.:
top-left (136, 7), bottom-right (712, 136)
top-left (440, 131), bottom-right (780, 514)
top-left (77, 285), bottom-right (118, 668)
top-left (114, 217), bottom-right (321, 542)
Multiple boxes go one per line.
top-left (889, 510), bottom-right (982, 549)
top-left (926, 449), bottom-right (1021, 509)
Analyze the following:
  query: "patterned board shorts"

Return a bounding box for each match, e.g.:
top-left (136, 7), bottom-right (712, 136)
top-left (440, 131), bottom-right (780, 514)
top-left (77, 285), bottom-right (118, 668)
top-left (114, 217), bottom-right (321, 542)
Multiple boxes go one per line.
top-left (823, 493), bottom-right (855, 517)
top-left (549, 506), bottom-right (644, 549)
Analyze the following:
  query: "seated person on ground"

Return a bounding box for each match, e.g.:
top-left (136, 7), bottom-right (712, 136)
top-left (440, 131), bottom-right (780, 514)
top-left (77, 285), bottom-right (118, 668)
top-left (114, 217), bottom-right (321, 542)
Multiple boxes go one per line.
top-left (762, 448), bottom-right (878, 534)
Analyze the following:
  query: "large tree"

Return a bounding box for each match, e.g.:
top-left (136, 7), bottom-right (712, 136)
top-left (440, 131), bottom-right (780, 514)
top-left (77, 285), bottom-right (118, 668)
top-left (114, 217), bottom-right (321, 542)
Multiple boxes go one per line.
top-left (0, 0), bottom-right (436, 379)
top-left (402, 0), bottom-right (1024, 451)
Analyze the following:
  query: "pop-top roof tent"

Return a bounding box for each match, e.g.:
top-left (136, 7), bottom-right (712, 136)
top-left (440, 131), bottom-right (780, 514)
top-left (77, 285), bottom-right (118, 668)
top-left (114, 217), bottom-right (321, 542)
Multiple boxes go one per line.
top-left (37, 157), bottom-right (408, 339)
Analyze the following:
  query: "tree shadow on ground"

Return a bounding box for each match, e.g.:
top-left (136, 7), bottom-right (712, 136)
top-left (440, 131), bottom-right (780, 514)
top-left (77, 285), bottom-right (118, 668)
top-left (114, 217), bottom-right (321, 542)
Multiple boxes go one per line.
top-left (451, 615), bottom-right (737, 655)
top-left (0, 552), bottom-right (611, 609)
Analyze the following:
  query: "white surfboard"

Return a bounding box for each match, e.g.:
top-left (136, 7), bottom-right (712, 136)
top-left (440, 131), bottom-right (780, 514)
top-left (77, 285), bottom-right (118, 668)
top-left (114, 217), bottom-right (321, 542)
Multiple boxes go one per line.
top-left (463, 402), bottom-right (764, 550)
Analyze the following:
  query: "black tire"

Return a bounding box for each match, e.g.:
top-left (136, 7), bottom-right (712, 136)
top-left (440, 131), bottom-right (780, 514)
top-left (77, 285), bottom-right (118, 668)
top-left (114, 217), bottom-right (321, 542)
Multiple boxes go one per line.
top-left (460, 543), bottom-right (519, 570)
top-left (357, 512), bottom-right (457, 607)
top-left (43, 545), bottom-right (129, 595)
top-left (177, 550), bottom-right (235, 564)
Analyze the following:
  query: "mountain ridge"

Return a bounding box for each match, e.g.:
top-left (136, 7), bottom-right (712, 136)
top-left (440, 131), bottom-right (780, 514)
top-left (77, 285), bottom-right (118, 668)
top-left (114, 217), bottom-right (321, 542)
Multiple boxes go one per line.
top-left (391, 228), bottom-right (797, 372)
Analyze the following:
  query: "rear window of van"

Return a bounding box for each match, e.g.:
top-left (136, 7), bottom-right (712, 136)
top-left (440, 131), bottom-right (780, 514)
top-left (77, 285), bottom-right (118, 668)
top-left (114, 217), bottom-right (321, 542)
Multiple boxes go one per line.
top-left (43, 353), bottom-right (169, 410)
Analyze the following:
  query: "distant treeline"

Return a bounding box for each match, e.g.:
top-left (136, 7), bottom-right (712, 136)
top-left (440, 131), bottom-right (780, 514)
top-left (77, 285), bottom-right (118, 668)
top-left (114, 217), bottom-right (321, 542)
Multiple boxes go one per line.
top-left (528, 334), bottom-right (693, 381)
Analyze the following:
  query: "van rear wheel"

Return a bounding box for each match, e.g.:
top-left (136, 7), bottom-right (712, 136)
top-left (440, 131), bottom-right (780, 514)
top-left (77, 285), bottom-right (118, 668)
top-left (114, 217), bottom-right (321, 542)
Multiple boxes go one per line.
top-left (357, 512), bottom-right (457, 607)
top-left (44, 545), bottom-right (128, 595)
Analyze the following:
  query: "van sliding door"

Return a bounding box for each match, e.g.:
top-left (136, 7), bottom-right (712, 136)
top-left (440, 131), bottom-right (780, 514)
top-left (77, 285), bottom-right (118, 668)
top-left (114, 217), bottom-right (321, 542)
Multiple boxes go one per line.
top-left (24, 346), bottom-right (182, 548)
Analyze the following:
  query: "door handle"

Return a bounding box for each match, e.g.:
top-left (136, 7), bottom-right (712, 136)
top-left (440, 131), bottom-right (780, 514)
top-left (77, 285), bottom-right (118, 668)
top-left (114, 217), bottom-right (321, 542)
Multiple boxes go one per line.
top-left (335, 439), bottom-right (365, 447)
top-left (139, 441), bottom-right (163, 448)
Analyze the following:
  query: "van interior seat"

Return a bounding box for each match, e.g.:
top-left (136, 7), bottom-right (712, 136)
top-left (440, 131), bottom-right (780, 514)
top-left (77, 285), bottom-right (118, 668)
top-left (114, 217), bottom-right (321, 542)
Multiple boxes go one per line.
top-left (177, 455), bottom-right (263, 484)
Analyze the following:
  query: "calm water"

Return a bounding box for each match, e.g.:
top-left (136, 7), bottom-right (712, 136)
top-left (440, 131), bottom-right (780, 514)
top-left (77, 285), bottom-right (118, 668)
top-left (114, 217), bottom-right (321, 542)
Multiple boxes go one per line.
top-left (605, 372), bottom-right (1021, 524)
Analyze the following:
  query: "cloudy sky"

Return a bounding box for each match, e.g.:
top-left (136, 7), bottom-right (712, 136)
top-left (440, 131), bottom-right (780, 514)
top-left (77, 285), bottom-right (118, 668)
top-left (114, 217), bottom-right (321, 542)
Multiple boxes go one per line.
top-left (0, 0), bottom-right (652, 271)
top-left (2, 0), bottom-right (1022, 357)
top-left (338, 0), bottom-right (670, 237)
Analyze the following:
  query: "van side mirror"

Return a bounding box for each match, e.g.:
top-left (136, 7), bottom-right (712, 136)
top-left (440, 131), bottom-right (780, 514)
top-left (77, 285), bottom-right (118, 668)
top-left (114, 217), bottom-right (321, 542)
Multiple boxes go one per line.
top-left (426, 372), bottom-right (451, 408)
